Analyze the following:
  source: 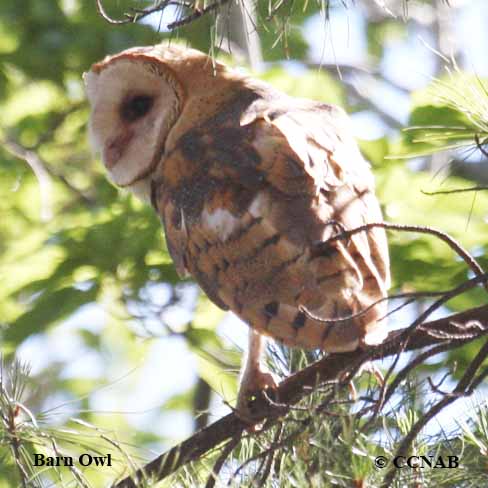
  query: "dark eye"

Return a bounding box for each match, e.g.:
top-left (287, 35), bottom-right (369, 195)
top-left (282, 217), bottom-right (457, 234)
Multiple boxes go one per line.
top-left (121, 95), bottom-right (154, 122)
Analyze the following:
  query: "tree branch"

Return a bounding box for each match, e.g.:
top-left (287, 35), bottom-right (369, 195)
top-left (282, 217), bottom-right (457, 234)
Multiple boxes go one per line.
top-left (112, 303), bottom-right (488, 488)
top-left (95, 0), bottom-right (230, 29)
top-left (318, 221), bottom-right (486, 289)
top-left (422, 186), bottom-right (488, 195)
top-left (1, 133), bottom-right (96, 210)
top-left (2, 137), bottom-right (53, 221)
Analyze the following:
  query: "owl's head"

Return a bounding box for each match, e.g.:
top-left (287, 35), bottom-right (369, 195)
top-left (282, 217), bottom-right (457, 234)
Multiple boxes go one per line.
top-left (84, 45), bottom-right (191, 190)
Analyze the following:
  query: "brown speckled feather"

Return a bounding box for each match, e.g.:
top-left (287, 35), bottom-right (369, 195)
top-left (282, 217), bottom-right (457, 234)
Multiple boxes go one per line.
top-left (152, 86), bottom-right (390, 352)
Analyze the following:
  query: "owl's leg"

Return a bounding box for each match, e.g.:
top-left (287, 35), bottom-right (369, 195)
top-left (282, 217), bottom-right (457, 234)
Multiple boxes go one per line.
top-left (347, 361), bottom-right (385, 401)
top-left (236, 329), bottom-right (279, 424)
top-left (193, 0), bottom-right (205, 12)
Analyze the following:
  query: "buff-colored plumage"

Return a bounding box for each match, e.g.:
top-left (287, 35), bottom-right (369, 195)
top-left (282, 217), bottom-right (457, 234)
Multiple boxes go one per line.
top-left (84, 44), bottom-right (390, 421)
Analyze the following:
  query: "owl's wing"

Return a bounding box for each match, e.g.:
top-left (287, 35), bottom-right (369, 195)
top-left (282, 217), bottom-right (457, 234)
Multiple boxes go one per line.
top-left (156, 95), bottom-right (390, 349)
top-left (243, 98), bottom-right (390, 289)
top-left (238, 100), bottom-right (391, 348)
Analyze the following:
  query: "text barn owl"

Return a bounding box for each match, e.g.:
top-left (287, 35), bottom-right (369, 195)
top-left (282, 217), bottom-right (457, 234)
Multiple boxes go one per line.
top-left (84, 44), bottom-right (390, 422)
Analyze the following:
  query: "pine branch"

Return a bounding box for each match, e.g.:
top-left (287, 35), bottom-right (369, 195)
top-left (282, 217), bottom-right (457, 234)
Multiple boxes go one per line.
top-left (95, 0), bottom-right (231, 29)
top-left (112, 302), bottom-right (488, 488)
top-left (94, 0), bottom-right (432, 32)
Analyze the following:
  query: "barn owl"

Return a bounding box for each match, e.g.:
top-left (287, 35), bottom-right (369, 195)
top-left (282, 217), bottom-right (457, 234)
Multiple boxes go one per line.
top-left (84, 44), bottom-right (390, 423)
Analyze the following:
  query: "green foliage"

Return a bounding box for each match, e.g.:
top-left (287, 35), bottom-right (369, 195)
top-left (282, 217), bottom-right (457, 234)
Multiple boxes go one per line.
top-left (254, 0), bottom-right (311, 62)
top-left (397, 71), bottom-right (488, 157)
top-left (376, 165), bottom-right (488, 303)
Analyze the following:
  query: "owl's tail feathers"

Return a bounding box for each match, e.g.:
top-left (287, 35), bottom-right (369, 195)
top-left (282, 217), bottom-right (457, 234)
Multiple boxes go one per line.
top-left (351, 287), bottom-right (389, 345)
top-left (302, 289), bottom-right (389, 352)
top-left (248, 287), bottom-right (388, 353)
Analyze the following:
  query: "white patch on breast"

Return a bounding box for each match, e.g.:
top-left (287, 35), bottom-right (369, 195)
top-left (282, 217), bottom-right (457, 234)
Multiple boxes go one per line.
top-left (180, 209), bottom-right (187, 234)
top-left (201, 207), bottom-right (240, 242)
top-left (248, 192), bottom-right (267, 218)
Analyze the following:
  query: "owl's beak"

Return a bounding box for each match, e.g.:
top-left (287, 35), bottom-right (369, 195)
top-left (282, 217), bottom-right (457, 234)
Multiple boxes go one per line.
top-left (103, 130), bottom-right (134, 169)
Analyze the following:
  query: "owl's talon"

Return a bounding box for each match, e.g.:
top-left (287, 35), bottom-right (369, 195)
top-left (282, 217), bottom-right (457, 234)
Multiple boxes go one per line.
top-left (348, 380), bottom-right (358, 402)
top-left (236, 369), bottom-right (280, 429)
top-left (346, 361), bottom-right (384, 402)
top-left (358, 361), bottom-right (385, 386)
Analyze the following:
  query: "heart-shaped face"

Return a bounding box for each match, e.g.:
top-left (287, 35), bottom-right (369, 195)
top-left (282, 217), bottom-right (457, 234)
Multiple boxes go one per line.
top-left (84, 48), bottom-right (182, 190)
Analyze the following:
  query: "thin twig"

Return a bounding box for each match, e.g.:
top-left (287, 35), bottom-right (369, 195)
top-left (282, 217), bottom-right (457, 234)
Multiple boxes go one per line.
top-left (231, 424), bottom-right (293, 484)
top-left (474, 133), bottom-right (488, 159)
top-left (370, 341), bottom-right (455, 428)
top-left (256, 424), bottom-right (283, 488)
top-left (422, 186), bottom-right (488, 195)
top-left (167, 0), bottom-right (232, 29)
top-left (300, 289), bottom-right (456, 326)
top-left (7, 405), bottom-right (28, 488)
top-left (2, 137), bottom-right (53, 221)
top-left (318, 222), bottom-right (486, 291)
top-left (205, 435), bottom-right (241, 488)
top-left (95, 0), bottom-right (134, 24)
top-left (95, 0), bottom-right (193, 25)
top-left (2, 134), bottom-right (95, 207)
